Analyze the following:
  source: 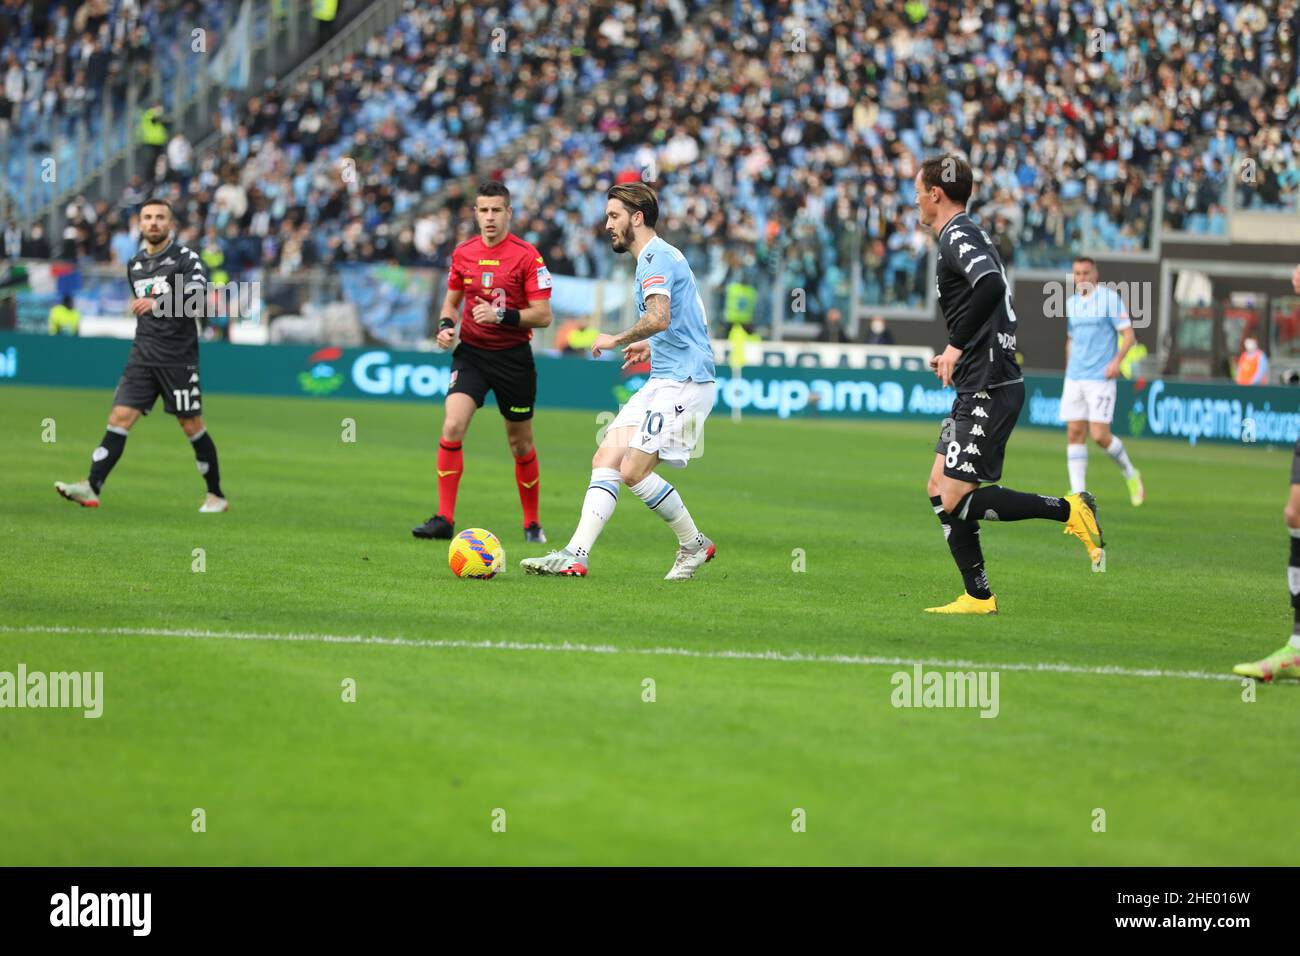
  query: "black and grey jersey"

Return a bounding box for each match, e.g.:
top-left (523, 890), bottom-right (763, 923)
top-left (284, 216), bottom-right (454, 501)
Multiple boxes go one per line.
top-left (125, 239), bottom-right (208, 367)
top-left (935, 212), bottom-right (1022, 394)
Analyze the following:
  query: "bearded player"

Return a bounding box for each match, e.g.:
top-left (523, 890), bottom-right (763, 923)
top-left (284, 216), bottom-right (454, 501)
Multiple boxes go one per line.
top-left (54, 198), bottom-right (227, 512)
top-left (1234, 261), bottom-right (1300, 680)
top-left (521, 182), bottom-right (717, 580)
top-left (411, 181), bottom-right (553, 543)
top-left (917, 155), bottom-right (1102, 614)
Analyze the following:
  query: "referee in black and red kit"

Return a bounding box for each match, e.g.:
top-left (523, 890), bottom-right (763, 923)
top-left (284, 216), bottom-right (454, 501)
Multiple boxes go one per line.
top-left (412, 181), bottom-right (554, 542)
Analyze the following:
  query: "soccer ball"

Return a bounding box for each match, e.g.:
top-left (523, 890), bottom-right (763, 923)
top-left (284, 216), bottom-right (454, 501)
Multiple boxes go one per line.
top-left (448, 528), bottom-right (504, 579)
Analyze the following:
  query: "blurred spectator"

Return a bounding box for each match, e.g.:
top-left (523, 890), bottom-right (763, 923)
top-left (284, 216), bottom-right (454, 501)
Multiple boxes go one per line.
top-left (1236, 337), bottom-right (1270, 386)
top-left (165, 131), bottom-right (192, 189)
top-left (2, 219), bottom-right (20, 259)
top-left (48, 294), bottom-right (80, 335)
top-left (817, 307), bottom-right (850, 344)
top-left (728, 320), bottom-right (762, 370)
top-left (21, 222), bottom-right (51, 258)
top-left (110, 214), bottom-right (138, 264)
top-left (137, 100), bottom-right (167, 172)
top-left (557, 315), bottom-right (598, 354)
top-left (865, 316), bottom-right (895, 346)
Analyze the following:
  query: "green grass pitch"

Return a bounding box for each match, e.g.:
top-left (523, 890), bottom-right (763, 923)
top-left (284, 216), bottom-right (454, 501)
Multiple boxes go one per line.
top-left (1, 383), bottom-right (1295, 865)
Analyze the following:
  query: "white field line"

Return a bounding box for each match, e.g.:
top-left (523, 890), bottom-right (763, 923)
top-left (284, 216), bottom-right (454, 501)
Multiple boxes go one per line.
top-left (0, 624), bottom-right (1249, 684)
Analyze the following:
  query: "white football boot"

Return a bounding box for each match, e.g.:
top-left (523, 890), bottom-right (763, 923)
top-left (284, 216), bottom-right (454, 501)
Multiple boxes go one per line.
top-left (199, 494), bottom-right (229, 513)
top-left (519, 548), bottom-right (587, 576)
top-left (664, 537), bottom-right (716, 581)
top-left (54, 480), bottom-right (100, 507)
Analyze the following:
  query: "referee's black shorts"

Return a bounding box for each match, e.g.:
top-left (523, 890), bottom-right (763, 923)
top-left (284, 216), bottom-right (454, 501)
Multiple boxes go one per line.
top-left (448, 342), bottom-right (537, 422)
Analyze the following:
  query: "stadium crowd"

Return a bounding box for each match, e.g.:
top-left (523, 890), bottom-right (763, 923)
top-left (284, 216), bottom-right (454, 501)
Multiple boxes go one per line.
top-left (3, 0), bottom-right (1298, 330)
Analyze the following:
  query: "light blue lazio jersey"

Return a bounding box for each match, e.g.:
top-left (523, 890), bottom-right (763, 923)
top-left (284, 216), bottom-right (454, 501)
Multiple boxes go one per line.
top-left (634, 236), bottom-right (716, 383)
top-left (1066, 286), bottom-right (1130, 381)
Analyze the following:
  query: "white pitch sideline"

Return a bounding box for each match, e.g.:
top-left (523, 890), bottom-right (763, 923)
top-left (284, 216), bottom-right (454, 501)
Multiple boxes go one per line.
top-left (0, 624), bottom-right (1254, 685)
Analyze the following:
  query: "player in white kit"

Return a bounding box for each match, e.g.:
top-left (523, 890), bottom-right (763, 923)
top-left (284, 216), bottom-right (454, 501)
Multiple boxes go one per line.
top-left (1060, 256), bottom-right (1144, 506)
top-left (520, 182), bottom-right (718, 580)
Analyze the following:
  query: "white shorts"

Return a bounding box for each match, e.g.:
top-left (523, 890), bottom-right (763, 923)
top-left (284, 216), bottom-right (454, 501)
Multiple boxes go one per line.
top-left (609, 377), bottom-right (716, 468)
top-left (1059, 378), bottom-right (1117, 425)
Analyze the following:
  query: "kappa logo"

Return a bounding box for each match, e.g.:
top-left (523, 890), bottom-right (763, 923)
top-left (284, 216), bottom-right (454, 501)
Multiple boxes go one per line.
top-left (974, 391), bottom-right (991, 399)
top-left (161, 257), bottom-right (176, 267)
top-left (956, 462), bottom-right (978, 474)
top-left (970, 424), bottom-right (986, 437)
top-left (131, 261), bottom-right (144, 270)
top-left (963, 443), bottom-right (981, 455)
top-left (188, 372), bottom-right (199, 384)
top-left (957, 242), bottom-right (977, 257)
top-left (971, 406), bottom-right (989, 418)
top-left (947, 229), bottom-right (968, 243)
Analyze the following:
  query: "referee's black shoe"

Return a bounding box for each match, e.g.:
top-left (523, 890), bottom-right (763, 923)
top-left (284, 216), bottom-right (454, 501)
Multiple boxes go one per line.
top-left (412, 514), bottom-right (454, 539)
top-left (524, 522), bottom-right (547, 544)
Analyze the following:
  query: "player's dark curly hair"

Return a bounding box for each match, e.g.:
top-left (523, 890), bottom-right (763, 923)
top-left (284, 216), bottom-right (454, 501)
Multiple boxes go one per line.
top-left (607, 182), bottom-right (659, 228)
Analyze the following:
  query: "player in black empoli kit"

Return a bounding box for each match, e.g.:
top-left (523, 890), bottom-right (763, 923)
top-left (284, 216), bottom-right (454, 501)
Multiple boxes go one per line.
top-left (54, 199), bottom-right (228, 512)
top-left (916, 155), bottom-right (1101, 614)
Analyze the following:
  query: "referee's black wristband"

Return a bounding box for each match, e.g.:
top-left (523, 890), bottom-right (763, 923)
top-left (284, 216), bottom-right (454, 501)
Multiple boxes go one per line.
top-left (438, 317), bottom-right (455, 331)
top-left (501, 308), bottom-right (521, 327)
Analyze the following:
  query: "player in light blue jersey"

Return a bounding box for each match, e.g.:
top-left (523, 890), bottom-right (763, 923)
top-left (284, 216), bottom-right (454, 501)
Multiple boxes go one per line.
top-left (1059, 256), bottom-right (1144, 506)
top-left (521, 182), bottom-right (718, 580)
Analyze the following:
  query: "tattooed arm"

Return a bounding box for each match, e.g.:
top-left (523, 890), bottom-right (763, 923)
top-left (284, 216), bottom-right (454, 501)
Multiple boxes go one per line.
top-left (591, 294), bottom-right (671, 357)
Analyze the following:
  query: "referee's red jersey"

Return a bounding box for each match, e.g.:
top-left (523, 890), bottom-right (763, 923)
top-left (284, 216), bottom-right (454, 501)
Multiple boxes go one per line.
top-left (448, 233), bottom-right (553, 349)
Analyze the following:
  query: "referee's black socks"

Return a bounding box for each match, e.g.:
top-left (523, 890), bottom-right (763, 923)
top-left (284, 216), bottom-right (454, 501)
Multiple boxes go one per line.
top-left (189, 428), bottom-right (225, 498)
top-left (87, 426), bottom-right (128, 494)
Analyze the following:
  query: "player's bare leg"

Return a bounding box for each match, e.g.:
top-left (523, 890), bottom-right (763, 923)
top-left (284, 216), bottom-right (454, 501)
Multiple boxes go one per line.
top-left (617, 446), bottom-right (714, 580)
top-left (521, 424), bottom-right (631, 575)
top-left (414, 392), bottom-right (477, 539)
top-left (1235, 484), bottom-right (1300, 680)
top-left (1091, 421), bottom-right (1143, 506)
top-left (179, 414), bottom-right (227, 512)
top-left (55, 404), bottom-right (141, 507)
top-left (1065, 419), bottom-right (1089, 494)
top-left (505, 417), bottom-right (544, 542)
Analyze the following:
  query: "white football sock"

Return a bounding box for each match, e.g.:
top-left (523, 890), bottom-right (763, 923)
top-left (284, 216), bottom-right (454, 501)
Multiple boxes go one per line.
top-left (1105, 436), bottom-right (1136, 478)
top-left (629, 473), bottom-right (704, 548)
top-left (566, 467), bottom-right (621, 559)
top-left (1066, 443), bottom-right (1088, 494)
